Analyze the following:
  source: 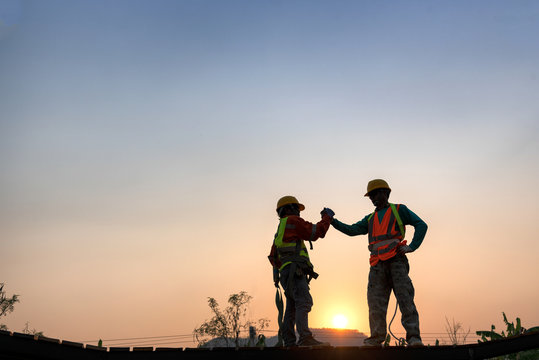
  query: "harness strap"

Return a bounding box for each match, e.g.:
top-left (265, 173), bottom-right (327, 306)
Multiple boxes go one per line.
top-left (368, 204), bottom-right (405, 238)
top-left (390, 203), bottom-right (405, 238)
top-left (370, 238), bottom-right (400, 252)
top-left (372, 240), bottom-right (400, 255)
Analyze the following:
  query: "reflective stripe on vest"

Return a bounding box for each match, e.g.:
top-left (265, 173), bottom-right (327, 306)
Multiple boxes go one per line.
top-left (370, 238), bottom-right (400, 252)
top-left (367, 204), bottom-right (406, 266)
top-left (274, 217), bottom-right (310, 271)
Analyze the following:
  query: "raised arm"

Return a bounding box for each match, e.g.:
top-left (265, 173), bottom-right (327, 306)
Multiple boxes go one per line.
top-left (287, 213), bottom-right (333, 242)
top-left (331, 215), bottom-right (369, 236)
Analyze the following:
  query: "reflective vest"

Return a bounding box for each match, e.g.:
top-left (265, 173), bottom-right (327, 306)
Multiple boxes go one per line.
top-left (273, 217), bottom-right (313, 272)
top-left (367, 203), bottom-right (406, 266)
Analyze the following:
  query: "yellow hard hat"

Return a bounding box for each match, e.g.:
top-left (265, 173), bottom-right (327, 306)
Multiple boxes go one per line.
top-left (276, 196), bottom-right (305, 211)
top-left (365, 179), bottom-right (391, 196)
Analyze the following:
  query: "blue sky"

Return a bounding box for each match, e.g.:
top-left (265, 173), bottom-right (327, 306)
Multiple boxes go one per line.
top-left (1, 0), bottom-right (539, 344)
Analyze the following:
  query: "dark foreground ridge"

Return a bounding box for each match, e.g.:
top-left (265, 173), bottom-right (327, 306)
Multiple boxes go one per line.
top-left (1, 329), bottom-right (538, 360)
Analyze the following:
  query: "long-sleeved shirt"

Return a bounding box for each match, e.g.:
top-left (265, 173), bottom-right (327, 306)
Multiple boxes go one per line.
top-left (268, 214), bottom-right (332, 269)
top-left (331, 204), bottom-right (427, 251)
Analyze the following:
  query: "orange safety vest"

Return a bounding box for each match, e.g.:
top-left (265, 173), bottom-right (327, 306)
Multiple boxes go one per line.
top-left (368, 203), bottom-right (407, 266)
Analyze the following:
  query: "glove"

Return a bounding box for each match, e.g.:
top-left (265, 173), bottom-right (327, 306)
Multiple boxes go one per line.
top-left (397, 245), bottom-right (413, 254)
top-left (320, 207), bottom-right (335, 218)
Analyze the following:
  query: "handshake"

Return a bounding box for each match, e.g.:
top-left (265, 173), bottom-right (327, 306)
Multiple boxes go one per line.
top-left (320, 207), bottom-right (335, 218)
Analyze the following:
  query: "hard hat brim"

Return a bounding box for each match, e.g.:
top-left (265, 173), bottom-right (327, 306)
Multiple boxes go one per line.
top-left (276, 196), bottom-right (305, 211)
top-left (365, 179), bottom-right (391, 196)
top-left (364, 186), bottom-right (391, 196)
top-left (276, 203), bottom-right (305, 211)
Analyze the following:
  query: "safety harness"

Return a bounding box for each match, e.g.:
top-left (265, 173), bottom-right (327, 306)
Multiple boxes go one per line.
top-left (272, 217), bottom-right (319, 294)
top-left (367, 203), bottom-right (405, 239)
top-left (367, 203), bottom-right (407, 266)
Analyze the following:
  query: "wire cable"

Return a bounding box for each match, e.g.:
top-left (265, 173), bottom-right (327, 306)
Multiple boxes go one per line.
top-left (387, 300), bottom-right (406, 345)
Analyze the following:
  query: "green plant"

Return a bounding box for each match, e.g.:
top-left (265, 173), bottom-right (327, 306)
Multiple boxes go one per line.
top-left (0, 284), bottom-right (44, 336)
top-left (476, 312), bottom-right (539, 342)
top-left (0, 283), bottom-right (20, 331)
top-left (22, 322), bottom-right (43, 337)
top-left (382, 334), bottom-right (406, 347)
top-left (395, 337), bottom-right (406, 347)
top-left (476, 312), bottom-right (539, 360)
top-left (256, 334), bottom-right (266, 348)
top-left (193, 291), bottom-right (269, 348)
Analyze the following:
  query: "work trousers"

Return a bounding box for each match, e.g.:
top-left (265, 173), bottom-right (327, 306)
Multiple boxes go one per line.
top-left (279, 265), bottom-right (313, 346)
top-left (365, 254), bottom-right (421, 345)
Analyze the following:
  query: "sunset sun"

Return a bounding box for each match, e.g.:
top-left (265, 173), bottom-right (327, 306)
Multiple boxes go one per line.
top-left (332, 314), bottom-right (349, 329)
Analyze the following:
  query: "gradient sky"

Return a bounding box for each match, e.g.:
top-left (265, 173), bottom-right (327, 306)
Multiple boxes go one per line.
top-left (1, 0), bottom-right (539, 346)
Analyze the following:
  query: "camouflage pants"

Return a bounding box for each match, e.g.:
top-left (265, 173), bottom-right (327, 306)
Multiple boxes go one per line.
top-left (279, 265), bottom-right (313, 346)
top-left (365, 254), bottom-right (421, 345)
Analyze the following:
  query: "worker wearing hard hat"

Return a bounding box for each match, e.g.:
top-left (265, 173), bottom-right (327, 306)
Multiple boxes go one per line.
top-left (268, 196), bottom-right (334, 347)
top-left (331, 179), bottom-right (427, 348)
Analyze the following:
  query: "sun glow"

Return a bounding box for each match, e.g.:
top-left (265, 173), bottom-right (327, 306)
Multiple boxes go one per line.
top-left (332, 314), bottom-right (349, 329)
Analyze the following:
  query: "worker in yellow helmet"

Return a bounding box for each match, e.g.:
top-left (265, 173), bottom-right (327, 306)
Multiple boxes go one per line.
top-left (268, 196), bottom-right (334, 347)
top-left (330, 179), bottom-right (427, 348)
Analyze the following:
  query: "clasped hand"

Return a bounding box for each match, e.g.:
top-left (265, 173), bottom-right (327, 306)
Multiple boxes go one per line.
top-left (320, 207), bottom-right (335, 218)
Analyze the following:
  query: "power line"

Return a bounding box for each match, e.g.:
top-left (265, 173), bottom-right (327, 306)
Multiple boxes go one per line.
top-left (104, 337), bottom-right (195, 345)
top-left (80, 333), bottom-right (193, 343)
top-left (106, 339), bottom-right (197, 347)
top-left (79, 329), bottom-right (480, 347)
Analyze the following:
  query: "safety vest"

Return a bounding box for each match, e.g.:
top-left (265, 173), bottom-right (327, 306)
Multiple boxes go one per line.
top-left (367, 203), bottom-right (406, 267)
top-left (273, 217), bottom-right (313, 272)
